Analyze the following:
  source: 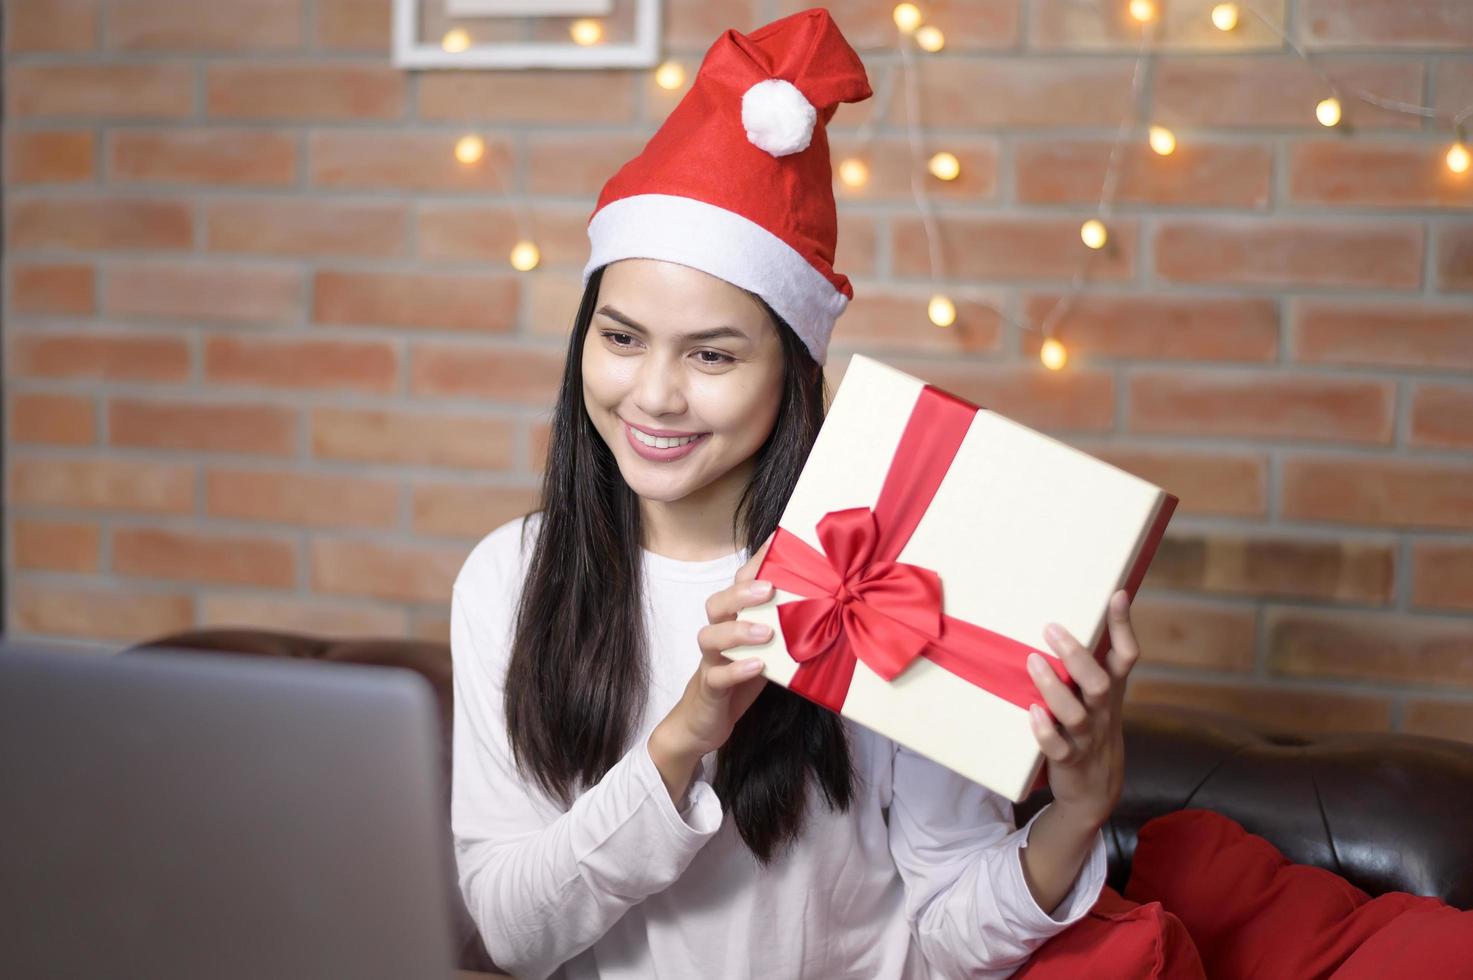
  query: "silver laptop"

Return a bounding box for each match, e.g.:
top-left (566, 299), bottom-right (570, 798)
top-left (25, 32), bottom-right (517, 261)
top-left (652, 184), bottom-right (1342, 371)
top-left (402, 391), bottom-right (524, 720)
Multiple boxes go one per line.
top-left (0, 641), bottom-right (458, 980)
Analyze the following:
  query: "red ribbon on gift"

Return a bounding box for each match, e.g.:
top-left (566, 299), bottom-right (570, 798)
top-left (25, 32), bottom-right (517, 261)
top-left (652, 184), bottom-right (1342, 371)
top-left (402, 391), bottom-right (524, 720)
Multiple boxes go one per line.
top-left (755, 384), bottom-right (1073, 715)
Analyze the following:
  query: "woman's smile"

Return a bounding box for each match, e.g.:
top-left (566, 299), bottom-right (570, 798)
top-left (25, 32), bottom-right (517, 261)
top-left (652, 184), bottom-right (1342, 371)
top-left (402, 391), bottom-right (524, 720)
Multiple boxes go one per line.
top-left (623, 419), bottom-right (711, 461)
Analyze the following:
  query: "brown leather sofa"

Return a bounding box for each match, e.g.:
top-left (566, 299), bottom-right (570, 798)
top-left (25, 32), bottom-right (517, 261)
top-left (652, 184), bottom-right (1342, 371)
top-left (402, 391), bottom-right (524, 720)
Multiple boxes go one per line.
top-left (127, 628), bottom-right (1473, 973)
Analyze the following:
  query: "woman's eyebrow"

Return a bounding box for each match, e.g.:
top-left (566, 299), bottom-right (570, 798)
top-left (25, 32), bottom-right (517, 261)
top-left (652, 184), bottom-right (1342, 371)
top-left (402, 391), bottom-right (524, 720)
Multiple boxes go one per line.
top-left (595, 305), bottom-right (750, 343)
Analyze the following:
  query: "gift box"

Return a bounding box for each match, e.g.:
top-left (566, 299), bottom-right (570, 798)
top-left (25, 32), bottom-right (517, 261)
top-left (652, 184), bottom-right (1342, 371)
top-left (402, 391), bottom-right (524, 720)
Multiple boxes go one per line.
top-left (732, 354), bottom-right (1178, 802)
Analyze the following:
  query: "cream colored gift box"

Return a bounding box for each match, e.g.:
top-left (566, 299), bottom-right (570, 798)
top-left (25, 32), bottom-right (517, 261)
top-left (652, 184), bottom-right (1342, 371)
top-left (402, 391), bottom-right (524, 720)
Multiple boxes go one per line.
top-left (733, 354), bottom-right (1178, 802)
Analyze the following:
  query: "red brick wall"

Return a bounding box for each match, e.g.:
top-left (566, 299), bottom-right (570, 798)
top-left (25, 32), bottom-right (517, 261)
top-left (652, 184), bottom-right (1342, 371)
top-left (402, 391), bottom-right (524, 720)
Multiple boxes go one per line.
top-left (5, 0), bottom-right (1471, 742)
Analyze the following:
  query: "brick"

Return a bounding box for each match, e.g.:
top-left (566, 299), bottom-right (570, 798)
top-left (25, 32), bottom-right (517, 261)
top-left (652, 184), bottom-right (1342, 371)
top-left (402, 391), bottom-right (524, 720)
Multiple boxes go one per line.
top-left (1127, 595), bottom-right (1256, 671)
top-left (199, 593), bottom-right (407, 638)
top-left (7, 0), bottom-right (98, 51)
top-left (1085, 447), bottom-right (1267, 517)
top-left (8, 196), bottom-right (192, 250)
top-left (410, 611), bottom-right (451, 644)
top-left (1125, 678), bottom-right (1392, 733)
top-left (410, 344), bottom-right (565, 404)
top-left (206, 467), bottom-right (399, 529)
top-left (309, 131), bottom-right (515, 192)
top-left (830, 137), bottom-right (999, 202)
top-left (109, 399), bottom-right (298, 456)
top-left (836, 212), bottom-right (879, 278)
top-left (1022, 295), bottom-right (1278, 363)
top-left (206, 63), bottom-right (405, 120)
top-left (774, 0), bottom-right (1018, 48)
top-left (206, 198), bottom-right (407, 258)
top-left (313, 270), bottom-right (516, 332)
top-left (11, 263), bottom-right (96, 315)
top-left (1289, 141), bottom-right (1473, 209)
top-left (204, 336), bottom-right (398, 393)
top-left (1292, 300), bottom-right (1473, 371)
top-left (418, 72), bottom-right (636, 124)
top-left (527, 273), bottom-right (587, 339)
top-left (665, 0), bottom-right (758, 46)
top-left (1153, 57), bottom-right (1423, 130)
top-left (1282, 456), bottom-right (1473, 530)
top-left (1146, 531), bottom-right (1394, 603)
top-left (1300, 0), bottom-right (1473, 47)
top-left (1402, 700), bottom-right (1473, 744)
top-left (1029, 0), bottom-right (1286, 50)
top-left (528, 421), bottom-right (551, 472)
top-left (12, 518), bottom-right (102, 573)
top-left (314, 0), bottom-right (391, 50)
top-left (6, 130), bottom-right (95, 183)
top-left (1154, 219), bottom-right (1423, 288)
top-left (8, 330), bottom-right (190, 382)
top-left (9, 457), bottom-right (195, 513)
top-left (110, 129), bottom-right (298, 187)
top-left (1411, 384), bottom-right (1473, 450)
top-left (107, 261), bottom-right (303, 325)
top-left (1128, 372), bottom-right (1394, 443)
top-left (1436, 223), bottom-right (1473, 292)
top-left (11, 582), bottom-right (193, 642)
top-left (830, 290), bottom-right (1005, 355)
top-left (114, 527), bottom-right (297, 588)
top-left (417, 204), bottom-right (589, 267)
top-left (1411, 542), bottom-right (1473, 612)
top-left (1015, 141), bottom-right (1273, 208)
top-left (310, 408), bottom-right (514, 469)
top-left (524, 133), bottom-right (649, 197)
top-left (411, 483), bottom-right (539, 538)
top-left (892, 58), bottom-right (1137, 128)
top-left (9, 393), bottom-right (97, 446)
top-left (6, 64), bottom-right (194, 118)
top-left (310, 538), bottom-right (465, 602)
top-left (885, 360), bottom-right (1115, 432)
top-left (1435, 61), bottom-right (1473, 121)
top-left (104, 0), bottom-right (303, 50)
top-left (1268, 607), bottom-right (1473, 689)
top-left (892, 216), bottom-right (1138, 282)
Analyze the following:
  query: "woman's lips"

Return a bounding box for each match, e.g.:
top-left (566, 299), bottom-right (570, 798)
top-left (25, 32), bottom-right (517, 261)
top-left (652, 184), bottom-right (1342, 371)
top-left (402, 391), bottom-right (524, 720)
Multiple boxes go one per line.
top-left (624, 420), bottom-right (709, 462)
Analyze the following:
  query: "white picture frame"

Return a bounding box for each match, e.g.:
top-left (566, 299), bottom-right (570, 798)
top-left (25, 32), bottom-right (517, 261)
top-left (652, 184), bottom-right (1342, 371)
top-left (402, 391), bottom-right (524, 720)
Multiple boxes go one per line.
top-left (446, 0), bottom-right (613, 15)
top-left (393, 0), bottom-right (661, 70)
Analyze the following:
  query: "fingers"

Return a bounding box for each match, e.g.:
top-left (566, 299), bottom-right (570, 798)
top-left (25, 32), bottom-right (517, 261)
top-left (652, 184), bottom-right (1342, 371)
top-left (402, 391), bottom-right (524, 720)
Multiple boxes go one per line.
top-left (1102, 589), bottom-right (1141, 684)
top-left (703, 656), bottom-right (765, 694)
top-left (697, 617), bottom-right (773, 668)
top-left (704, 575), bottom-right (774, 625)
top-left (1028, 652), bottom-right (1090, 742)
top-left (1028, 703), bottom-right (1079, 763)
top-left (1043, 622), bottom-right (1113, 711)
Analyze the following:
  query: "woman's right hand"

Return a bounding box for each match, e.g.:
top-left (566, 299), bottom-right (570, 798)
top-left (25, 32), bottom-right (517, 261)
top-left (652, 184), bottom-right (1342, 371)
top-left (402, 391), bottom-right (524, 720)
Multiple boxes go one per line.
top-left (648, 534), bottom-right (776, 803)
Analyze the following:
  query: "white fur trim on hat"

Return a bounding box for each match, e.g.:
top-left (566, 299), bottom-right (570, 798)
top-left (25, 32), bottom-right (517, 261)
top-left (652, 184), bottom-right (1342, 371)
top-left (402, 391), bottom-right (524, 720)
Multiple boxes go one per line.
top-left (582, 193), bottom-right (848, 366)
top-left (741, 79), bottom-right (817, 158)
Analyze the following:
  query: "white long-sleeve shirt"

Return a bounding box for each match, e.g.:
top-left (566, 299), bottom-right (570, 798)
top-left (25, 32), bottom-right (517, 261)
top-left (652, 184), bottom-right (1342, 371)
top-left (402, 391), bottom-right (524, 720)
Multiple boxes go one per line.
top-left (450, 513), bottom-right (1107, 980)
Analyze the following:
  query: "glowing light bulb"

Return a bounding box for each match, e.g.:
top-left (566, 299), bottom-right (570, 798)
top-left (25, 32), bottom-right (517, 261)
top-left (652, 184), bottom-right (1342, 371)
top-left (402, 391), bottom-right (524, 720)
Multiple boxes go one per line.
top-left (1448, 141), bottom-right (1471, 175)
top-left (442, 28), bottom-right (471, 53)
top-left (454, 135), bottom-right (485, 165)
top-left (1315, 96), bottom-right (1342, 127)
top-left (570, 19), bottom-right (603, 46)
top-left (1211, 3), bottom-right (1239, 30)
top-left (510, 241), bottom-right (540, 272)
top-left (915, 25), bottom-right (945, 51)
top-left (893, 3), bottom-right (922, 34)
top-left (928, 295), bottom-right (956, 328)
top-left (1128, 0), bottom-right (1156, 23)
top-left (1080, 219), bottom-right (1108, 250)
top-left (1148, 125), bottom-right (1177, 156)
top-left (837, 157), bottom-right (869, 188)
top-left (1040, 338), bottom-right (1068, 371)
top-left (928, 151), bottom-right (960, 181)
top-left (654, 60), bottom-right (686, 91)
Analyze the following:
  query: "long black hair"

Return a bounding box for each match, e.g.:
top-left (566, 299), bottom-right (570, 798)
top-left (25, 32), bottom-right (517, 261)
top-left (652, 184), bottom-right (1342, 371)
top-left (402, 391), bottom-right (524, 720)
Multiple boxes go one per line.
top-left (502, 263), bottom-right (854, 862)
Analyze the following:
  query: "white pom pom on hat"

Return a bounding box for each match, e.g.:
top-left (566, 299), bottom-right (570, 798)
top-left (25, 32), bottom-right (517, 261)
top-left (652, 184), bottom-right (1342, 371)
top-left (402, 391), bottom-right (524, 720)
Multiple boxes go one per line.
top-left (742, 78), bottom-right (817, 158)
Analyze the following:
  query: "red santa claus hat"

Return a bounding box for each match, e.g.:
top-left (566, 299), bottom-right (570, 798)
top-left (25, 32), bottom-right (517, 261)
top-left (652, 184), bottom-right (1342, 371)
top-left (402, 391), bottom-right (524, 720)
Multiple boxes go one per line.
top-left (581, 7), bottom-right (872, 366)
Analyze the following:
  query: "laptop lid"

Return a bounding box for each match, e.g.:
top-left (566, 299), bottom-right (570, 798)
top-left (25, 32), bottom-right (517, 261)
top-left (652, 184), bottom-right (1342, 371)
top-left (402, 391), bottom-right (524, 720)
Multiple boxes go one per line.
top-left (0, 642), bottom-right (458, 980)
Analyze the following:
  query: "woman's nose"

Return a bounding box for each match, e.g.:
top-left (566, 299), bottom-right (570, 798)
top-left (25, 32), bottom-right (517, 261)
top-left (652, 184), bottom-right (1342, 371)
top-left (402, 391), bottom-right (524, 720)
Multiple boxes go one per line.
top-left (633, 359), bottom-right (687, 416)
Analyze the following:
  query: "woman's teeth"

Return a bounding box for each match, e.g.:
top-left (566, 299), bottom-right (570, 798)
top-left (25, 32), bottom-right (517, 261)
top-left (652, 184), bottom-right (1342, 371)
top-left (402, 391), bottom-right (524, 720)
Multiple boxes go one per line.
top-left (631, 427), bottom-right (700, 449)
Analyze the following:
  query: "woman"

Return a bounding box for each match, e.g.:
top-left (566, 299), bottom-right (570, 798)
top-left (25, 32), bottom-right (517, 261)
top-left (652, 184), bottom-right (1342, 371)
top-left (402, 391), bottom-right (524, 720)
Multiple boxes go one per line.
top-left (450, 10), bottom-right (1133, 978)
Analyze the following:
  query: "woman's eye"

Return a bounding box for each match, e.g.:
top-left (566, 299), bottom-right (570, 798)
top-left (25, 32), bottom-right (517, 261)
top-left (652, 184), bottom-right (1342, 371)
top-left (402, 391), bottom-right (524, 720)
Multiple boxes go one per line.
top-left (603, 331), bottom-right (635, 347)
top-left (696, 350), bottom-right (735, 366)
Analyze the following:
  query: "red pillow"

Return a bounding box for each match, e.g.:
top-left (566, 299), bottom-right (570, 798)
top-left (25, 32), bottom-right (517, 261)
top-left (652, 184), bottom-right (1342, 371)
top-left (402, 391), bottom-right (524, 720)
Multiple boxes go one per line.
top-left (1331, 900), bottom-right (1473, 979)
top-left (1125, 809), bottom-right (1472, 979)
top-left (1014, 885), bottom-right (1206, 979)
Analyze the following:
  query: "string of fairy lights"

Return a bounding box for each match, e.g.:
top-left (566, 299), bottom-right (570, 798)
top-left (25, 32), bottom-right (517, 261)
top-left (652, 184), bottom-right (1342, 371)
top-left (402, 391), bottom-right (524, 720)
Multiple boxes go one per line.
top-left (435, 1), bottom-right (1473, 372)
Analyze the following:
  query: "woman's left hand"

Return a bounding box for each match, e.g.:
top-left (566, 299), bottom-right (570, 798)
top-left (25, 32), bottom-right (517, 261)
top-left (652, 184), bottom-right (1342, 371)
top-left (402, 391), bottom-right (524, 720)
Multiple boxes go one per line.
top-left (1025, 588), bottom-right (1139, 828)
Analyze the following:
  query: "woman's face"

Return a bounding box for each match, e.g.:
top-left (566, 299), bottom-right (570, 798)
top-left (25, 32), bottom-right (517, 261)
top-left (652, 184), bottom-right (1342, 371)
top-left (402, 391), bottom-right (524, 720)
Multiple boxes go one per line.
top-left (582, 258), bottom-right (785, 507)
